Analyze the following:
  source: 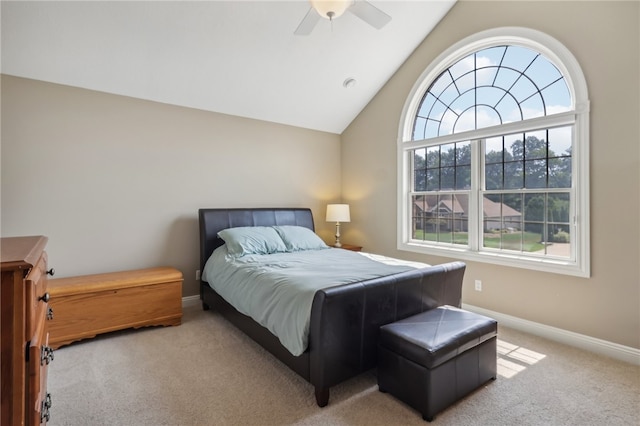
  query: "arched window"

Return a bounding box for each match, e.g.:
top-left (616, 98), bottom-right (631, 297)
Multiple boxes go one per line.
top-left (397, 28), bottom-right (590, 277)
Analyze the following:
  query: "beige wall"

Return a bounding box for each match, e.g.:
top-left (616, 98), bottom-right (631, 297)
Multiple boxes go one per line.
top-left (341, 1), bottom-right (640, 349)
top-left (1, 75), bottom-right (341, 296)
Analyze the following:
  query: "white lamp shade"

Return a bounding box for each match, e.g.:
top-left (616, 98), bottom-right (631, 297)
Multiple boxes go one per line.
top-left (310, 0), bottom-right (352, 20)
top-left (326, 204), bottom-right (350, 222)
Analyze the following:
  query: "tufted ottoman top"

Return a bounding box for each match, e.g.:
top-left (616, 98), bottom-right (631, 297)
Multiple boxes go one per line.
top-left (379, 306), bottom-right (497, 369)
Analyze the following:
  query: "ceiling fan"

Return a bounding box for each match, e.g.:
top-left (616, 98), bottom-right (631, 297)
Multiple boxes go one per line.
top-left (294, 0), bottom-right (392, 35)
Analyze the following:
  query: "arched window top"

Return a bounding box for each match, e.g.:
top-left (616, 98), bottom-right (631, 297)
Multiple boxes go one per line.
top-left (413, 45), bottom-right (572, 140)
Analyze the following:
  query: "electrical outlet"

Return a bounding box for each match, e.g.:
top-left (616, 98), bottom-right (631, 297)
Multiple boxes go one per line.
top-left (196, 270), bottom-right (201, 281)
top-left (474, 280), bottom-right (482, 291)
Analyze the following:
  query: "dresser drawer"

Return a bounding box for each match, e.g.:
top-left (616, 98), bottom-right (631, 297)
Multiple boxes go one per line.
top-left (28, 317), bottom-right (53, 425)
top-left (25, 252), bottom-right (49, 340)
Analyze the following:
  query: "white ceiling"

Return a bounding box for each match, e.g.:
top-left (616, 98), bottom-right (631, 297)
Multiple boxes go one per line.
top-left (1, 1), bottom-right (455, 134)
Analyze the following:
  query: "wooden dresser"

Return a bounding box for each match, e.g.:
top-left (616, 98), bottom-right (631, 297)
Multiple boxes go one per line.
top-left (1, 236), bottom-right (54, 426)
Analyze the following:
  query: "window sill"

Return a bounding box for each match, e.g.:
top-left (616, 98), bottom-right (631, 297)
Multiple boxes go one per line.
top-left (398, 241), bottom-right (589, 278)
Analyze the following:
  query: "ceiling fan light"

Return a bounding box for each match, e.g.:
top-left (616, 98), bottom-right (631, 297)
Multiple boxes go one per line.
top-left (310, 0), bottom-right (353, 20)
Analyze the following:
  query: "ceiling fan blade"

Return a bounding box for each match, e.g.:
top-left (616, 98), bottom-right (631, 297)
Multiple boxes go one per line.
top-left (294, 8), bottom-right (320, 35)
top-left (349, 1), bottom-right (392, 30)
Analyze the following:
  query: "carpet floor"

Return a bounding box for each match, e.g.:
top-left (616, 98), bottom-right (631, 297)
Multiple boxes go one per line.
top-left (47, 305), bottom-right (640, 425)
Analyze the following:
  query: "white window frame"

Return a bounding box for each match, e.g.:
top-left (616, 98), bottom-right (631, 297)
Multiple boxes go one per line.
top-left (397, 27), bottom-right (590, 277)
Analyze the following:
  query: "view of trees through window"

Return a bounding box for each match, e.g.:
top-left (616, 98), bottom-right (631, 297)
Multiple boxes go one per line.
top-left (411, 125), bottom-right (572, 256)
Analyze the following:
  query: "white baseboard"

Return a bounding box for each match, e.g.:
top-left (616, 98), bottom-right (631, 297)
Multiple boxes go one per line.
top-left (180, 296), bottom-right (639, 366)
top-left (182, 295), bottom-right (201, 308)
top-left (463, 303), bottom-right (640, 366)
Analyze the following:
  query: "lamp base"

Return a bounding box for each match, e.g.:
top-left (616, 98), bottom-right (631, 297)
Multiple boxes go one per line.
top-left (334, 222), bottom-right (342, 248)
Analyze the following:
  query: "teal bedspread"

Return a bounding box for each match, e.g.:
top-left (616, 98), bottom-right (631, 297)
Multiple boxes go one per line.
top-left (202, 247), bottom-right (427, 356)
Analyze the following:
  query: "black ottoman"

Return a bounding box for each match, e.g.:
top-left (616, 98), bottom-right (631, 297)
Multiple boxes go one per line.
top-left (378, 306), bottom-right (497, 422)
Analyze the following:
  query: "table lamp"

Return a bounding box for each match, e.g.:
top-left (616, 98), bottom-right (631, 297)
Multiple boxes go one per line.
top-left (326, 204), bottom-right (350, 247)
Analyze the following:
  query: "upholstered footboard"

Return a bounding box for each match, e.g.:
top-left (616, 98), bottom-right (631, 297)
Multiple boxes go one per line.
top-left (308, 261), bottom-right (466, 406)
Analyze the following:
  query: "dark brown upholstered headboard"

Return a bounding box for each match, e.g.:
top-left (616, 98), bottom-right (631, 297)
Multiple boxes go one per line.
top-left (198, 208), bottom-right (315, 273)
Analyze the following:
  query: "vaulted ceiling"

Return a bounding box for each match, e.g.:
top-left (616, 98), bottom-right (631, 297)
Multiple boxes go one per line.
top-left (1, 1), bottom-right (455, 134)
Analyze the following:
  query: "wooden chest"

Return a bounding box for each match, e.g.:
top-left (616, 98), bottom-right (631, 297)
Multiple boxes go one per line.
top-left (47, 267), bottom-right (183, 349)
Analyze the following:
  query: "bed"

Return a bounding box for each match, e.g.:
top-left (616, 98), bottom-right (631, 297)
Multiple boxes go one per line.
top-left (199, 207), bottom-right (466, 407)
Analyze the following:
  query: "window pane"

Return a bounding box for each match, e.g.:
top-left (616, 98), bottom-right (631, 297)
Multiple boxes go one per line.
top-left (441, 167), bottom-right (455, 189)
top-left (430, 72), bottom-right (453, 98)
top-left (485, 164), bottom-right (503, 190)
top-left (440, 109), bottom-right (458, 136)
top-left (457, 141), bottom-right (471, 165)
top-left (525, 130), bottom-right (547, 159)
top-left (524, 193), bottom-right (545, 222)
top-left (525, 159), bottom-right (547, 188)
top-left (504, 161), bottom-right (523, 189)
top-left (456, 165), bottom-right (471, 189)
top-left (483, 194), bottom-right (503, 246)
top-left (477, 86), bottom-right (505, 109)
top-left (425, 119), bottom-right (440, 139)
top-left (452, 193), bottom-right (468, 246)
top-left (548, 126), bottom-right (572, 156)
top-left (476, 105), bottom-right (502, 128)
top-left (495, 93), bottom-right (521, 123)
top-left (493, 67), bottom-right (520, 91)
top-left (449, 53), bottom-right (474, 80)
top-left (525, 55), bottom-right (563, 89)
top-left (483, 193), bottom-right (502, 229)
top-left (510, 76), bottom-right (538, 102)
top-left (413, 117), bottom-right (427, 140)
top-left (548, 157), bottom-right (571, 188)
top-left (455, 71), bottom-right (476, 94)
top-left (426, 169), bottom-right (440, 191)
top-left (449, 89), bottom-right (475, 114)
top-left (439, 83), bottom-right (459, 105)
top-left (501, 46), bottom-right (538, 73)
top-left (456, 108), bottom-right (477, 133)
top-left (503, 193), bottom-right (523, 230)
top-left (476, 66), bottom-right (498, 88)
top-left (477, 46), bottom-right (507, 71)
top-left (430, 99), bottom-right (448, 121)
top-left (417, 93), bottom-right (437, 118)
top-left (548, 192), bottom-right (570, 223)
top-left (501, 229), bottom-right (524, 252)
top-left (440, 144), bottom-right (456, 166)
top-left (507, 133), bottom-right (524, 160)
top-left (521, 94), bottom-right (545, 120)
top-left (485, 137), bottom-right (504, 164)
top-left (541, 79), bottom-right (572, 113)
top-left (411, 195), bottom-right (426, 240)
top-left (427, 146), bottom-right (440, 167)
top-left (414, 149), bottom-right (426, 191)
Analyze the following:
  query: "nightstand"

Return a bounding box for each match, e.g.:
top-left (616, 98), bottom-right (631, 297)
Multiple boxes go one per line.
top-left (335, 244), bottom-right (362, 252)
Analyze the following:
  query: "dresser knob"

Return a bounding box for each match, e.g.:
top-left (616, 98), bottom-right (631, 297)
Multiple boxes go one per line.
top-left (40, 393), bottom-right (52, 423)
top-left (39, 292), bottom-right (50, 303)
top-left (47, 268), bottom-right (55, 276)
top-left (40, 346), bottom-right (54, 365)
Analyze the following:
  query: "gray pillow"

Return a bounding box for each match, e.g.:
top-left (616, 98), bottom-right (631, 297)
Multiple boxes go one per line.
top-left (218, 226), bottom-right (287, 257)
top-left (273, 225), bottom-right (329, 252)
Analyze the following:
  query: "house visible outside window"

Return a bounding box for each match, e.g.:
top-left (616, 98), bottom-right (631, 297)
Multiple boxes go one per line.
top-left (397, 28), bottom-right (590, 277)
